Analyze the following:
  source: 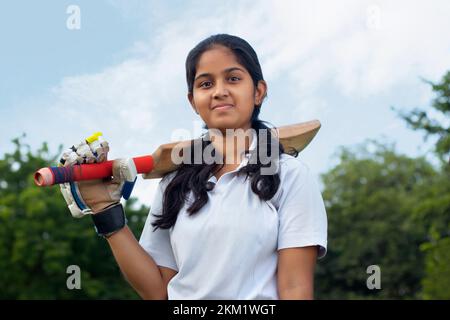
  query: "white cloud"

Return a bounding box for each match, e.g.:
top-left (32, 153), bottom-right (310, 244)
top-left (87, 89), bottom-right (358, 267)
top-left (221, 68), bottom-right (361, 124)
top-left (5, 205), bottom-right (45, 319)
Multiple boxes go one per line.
top-left (293, 96), bottom-right (330, 123)
top-left (256, 0), bottom-right (450, 99)
top-left (6, 0), bottom-right (449, 205)
top-left (48, 0), bottom-right (450, 128)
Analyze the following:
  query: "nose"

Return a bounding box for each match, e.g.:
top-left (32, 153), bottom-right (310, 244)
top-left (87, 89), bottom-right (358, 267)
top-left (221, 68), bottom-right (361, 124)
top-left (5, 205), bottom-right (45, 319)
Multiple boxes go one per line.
top-left (212, 80), bottom-right (229, 99)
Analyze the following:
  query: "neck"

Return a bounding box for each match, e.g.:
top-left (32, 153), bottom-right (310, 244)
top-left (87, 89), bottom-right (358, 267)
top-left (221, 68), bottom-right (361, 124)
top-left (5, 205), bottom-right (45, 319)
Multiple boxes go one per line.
top-left (209, 125), bottom-right (253, 165)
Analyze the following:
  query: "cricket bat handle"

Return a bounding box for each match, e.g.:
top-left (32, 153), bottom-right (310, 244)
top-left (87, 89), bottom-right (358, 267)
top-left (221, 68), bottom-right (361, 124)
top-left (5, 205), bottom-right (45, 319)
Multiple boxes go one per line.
top-left (34, 155), bottom-right (154, 187)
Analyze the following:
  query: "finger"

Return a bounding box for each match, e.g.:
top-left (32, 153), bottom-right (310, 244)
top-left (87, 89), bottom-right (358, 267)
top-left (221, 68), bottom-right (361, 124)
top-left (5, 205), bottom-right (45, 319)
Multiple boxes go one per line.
top-left (112, 158), bottom-right (138, 200)
top-left (60, 132), bottom-right (109, 167)
top-left (75, 141), bottom-right (96, 164)
top-left (86, 132), bottom-right (109, 163)
top-left (112, 158), bottom-right (137, 182)
top-left (60, 146), bottom-right (84, 166)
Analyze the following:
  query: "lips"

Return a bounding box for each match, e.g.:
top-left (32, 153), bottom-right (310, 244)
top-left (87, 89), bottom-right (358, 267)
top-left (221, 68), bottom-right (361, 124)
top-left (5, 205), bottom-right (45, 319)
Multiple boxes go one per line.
top-left (211, 104), bottom-right (234, 110)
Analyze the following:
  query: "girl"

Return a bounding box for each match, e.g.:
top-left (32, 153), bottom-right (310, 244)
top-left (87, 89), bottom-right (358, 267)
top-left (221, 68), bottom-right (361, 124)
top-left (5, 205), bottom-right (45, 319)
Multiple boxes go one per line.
top-left (59, 34), bottom-right (328, 300)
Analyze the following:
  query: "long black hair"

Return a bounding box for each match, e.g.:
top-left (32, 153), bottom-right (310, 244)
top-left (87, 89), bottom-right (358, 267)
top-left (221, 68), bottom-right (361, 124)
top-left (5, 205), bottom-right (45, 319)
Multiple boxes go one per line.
top-left (151, 34), bottom-right (298, 230)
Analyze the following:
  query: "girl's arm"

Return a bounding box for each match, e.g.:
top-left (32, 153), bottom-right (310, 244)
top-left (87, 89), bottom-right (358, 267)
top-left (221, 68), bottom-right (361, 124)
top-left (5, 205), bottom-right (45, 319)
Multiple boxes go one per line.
top-left (277, 246), bottom-right (318, 300)
top-left (106, 226), bottom-right (177, 299)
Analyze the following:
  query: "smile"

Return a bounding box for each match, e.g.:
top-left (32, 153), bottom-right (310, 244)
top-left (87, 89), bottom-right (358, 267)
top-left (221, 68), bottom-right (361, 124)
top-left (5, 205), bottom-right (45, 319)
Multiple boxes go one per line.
top-left (212, 104), bottom-right (234, 111)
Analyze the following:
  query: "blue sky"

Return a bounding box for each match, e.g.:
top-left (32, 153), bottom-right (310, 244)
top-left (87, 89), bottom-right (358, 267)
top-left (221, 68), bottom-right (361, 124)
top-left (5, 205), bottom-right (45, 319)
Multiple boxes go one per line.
top-left (1, 0), bottom-right (449, 206)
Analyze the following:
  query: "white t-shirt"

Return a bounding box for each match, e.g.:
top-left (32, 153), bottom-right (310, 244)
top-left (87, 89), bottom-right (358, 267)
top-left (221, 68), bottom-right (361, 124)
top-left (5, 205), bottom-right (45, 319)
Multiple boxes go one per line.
top-left (139, 137), bottom-right (328, 300)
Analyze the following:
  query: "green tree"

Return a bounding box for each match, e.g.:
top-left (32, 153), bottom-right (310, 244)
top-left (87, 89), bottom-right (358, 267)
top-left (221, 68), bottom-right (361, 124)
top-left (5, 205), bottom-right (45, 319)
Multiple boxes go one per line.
top-left (315, 140), bottom-right (438, 299)
top-left (394, 71), bottom-right (450, 165)
top-left (420, 237), bottom-right (450, 299)
top-left (0, 135), bottom-right (149, 299)
top-left (394, 71), bottom-right (450, 299)
top-left (315, 71), bottom-right (450, 299)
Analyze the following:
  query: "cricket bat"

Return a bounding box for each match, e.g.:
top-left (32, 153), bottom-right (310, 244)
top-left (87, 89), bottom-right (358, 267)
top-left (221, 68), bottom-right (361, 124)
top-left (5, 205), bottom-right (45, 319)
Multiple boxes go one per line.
top-left (34, 120), bottom-right (321, 187)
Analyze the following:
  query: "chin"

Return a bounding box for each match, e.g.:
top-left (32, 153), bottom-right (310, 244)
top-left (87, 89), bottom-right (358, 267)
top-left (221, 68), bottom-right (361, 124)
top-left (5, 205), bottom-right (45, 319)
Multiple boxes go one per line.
top-left (206, 117), bottom-right (250, 132)
top-left (207, 119), bottom-right (231, 129)
top-left (208, 123), bottom-right (241, 132)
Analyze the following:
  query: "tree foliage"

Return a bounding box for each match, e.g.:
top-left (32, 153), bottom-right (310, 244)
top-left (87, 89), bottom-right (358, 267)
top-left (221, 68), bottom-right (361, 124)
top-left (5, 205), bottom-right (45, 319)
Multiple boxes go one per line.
top-left (0, 136), bottom-right (149, 299)
top-left (315, 71), bottom-right (450, 299)
top-left (394, 71), bottom-right (450, 165)
top-left (315, 140), bottom-right (440, 299)
top-left (395, 71), bottom-right (450, 299)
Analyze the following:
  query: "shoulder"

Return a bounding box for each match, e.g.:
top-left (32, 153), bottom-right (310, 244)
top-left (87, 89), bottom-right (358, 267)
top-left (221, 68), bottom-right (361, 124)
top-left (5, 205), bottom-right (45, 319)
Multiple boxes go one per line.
top-left (269, 153), bottom-right (314, 206)
top-left (278, 153), bottom-right (311, 182)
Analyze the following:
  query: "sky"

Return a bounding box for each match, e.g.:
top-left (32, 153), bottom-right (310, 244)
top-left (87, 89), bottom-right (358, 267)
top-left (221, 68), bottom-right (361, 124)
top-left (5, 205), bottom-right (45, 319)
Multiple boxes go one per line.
top-left (1, 0), bottom-right (449, 207)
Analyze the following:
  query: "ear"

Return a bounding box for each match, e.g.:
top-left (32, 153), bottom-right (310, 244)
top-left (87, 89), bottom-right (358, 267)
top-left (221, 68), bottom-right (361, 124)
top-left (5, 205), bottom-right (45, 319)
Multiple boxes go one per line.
top-left (188, 92), bottom-right (199, 114)
top-left (254, 80), bottom-right (267, 106)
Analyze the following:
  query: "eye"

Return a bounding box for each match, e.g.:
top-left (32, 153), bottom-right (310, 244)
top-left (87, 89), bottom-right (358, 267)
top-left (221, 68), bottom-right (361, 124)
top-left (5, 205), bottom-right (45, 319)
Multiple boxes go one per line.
top-left (199, 81), bottom-right (212, 88)
top-left (229, 76), bottom-right (240, 82)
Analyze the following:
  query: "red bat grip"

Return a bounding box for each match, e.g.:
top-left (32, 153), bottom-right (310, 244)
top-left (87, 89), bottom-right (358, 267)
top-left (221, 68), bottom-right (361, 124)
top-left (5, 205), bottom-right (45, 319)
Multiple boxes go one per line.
top-left (34, 155), bottom-right (154, 186)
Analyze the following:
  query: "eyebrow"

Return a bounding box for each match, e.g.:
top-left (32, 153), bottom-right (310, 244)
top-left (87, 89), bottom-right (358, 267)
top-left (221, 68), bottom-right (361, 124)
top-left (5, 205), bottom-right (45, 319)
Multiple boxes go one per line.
top-left (194, 67), bottom-right (245, 82)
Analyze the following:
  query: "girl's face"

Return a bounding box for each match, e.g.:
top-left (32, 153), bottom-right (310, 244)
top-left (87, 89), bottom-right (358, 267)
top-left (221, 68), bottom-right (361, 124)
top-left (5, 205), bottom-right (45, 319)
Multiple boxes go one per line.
top-left (188, 45), bottom-right (266, 132)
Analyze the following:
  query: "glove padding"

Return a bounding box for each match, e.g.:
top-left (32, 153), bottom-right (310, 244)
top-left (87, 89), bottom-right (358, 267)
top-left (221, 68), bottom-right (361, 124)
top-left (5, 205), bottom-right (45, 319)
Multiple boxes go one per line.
top-left (59, 135), bottom-right (137, 218)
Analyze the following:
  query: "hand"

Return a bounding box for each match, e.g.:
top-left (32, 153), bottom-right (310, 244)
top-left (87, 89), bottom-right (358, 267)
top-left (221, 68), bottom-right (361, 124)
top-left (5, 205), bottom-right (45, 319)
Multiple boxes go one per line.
top-left (59, 133), bottom-right (137, 217)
